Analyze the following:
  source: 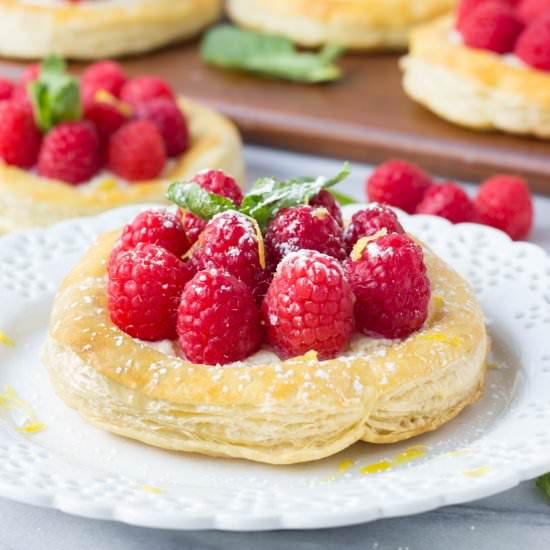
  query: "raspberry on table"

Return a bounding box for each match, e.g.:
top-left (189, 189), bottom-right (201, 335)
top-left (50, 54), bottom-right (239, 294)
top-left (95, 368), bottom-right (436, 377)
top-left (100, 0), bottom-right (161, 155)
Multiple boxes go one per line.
top-left (190, 211), bottom-right (269, 299)
top-left (37, 121), bottom-right (101, 184)
top-left (84, 100), bottom-right (128, 144)
top-left (0, 79), bottom-right (15, 101)
top-left (460, 1), bottom-right (524, 54)
top-left (0, 100), bottom-right (42, 168)
top-left (115, 209), bottom-right (191, 260)
top-left (344, 233), bottom-right (431, 339)
top-left (515, 13), bottom-right (550, 71)
top-left (265, 205), bottom-right (346, 271)
top-left (81, 60), bottom-right (127, 105)
top-left (135, 98), bottom-right (189, 157)
top-left (262, 250), bottom-right (355, 359)
top-left (108, 243), bottom-right (194, 341)
top-left (120, 76), bottom-right (175, 107)
top-left (177, 269), bottom-right (263, 365)
top-left (310, 189), bottom-right (344, 227)
top-left (474, 175), bottom-right (533, 239)
top-left (193, 169), bottom-right (243, 206)
top-left (108, 120), bottom-right (166, 181)
top-left (344, 203), bottom-right (405, 253)
top-left (366, 159), bottom-right (432, 214)
top-left (415, 182), bottom-right (478, 223)
top-left (517, 0), bottom-right (550, 23)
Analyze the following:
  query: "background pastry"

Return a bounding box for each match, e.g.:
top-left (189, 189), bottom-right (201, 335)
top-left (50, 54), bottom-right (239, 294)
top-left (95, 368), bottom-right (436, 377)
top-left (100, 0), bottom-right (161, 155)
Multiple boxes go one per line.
top-left (226, 0), bottom-right (457, 50)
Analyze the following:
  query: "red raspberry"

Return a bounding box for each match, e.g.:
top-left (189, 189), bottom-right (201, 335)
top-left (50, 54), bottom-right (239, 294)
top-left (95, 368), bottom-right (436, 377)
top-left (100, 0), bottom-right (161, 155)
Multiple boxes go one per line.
top-left (456, 0), bottom-right (518, 28)
top-left (190, 211), bottom-right (268, 298)
top-left (37, 121), bottom-right (101, 184)
top-left (115, 209), bottom-right (191, 260)
top-left (344, 203), bottom-right (405, 253)
top-left (11, 85), bottom-right (33, 112)
top-left (84, 100), bottom-right (128, 144)
top-left (310, 189), bottom-right (344, 227)
top-left (81, 60), bottom-right (127, 105)
top-left (517, 0), bottom-right (550, 23)
top-left (262, 250), bottom-right (355, 359)
top-left (193, 169), bottom-right (243, 206)
top-left (474, 175), bottom-right (533, 239)
top-left (265, 205), bottom-right (346, 270)
top-left (108, 120), bottom-right (166, 181)
top-left (20, 63), bottom-right (40, 87)
top-left (178, 210), bottom-right (207, 245)
top-left (177, 269), bottom-right (263, 365)
top-left (108, 243), bottom-right (193, 341)
top-left (515, 13), bottom-right (550, 70)
top-left (344, 234), bottom-right (431, 339)
top-left (0, 79), bottom-right (15, 101)
top-left (367, 160), bottom-right (432, 214)
top-left (120, 76), bottom-right (175, 107)
top-left (135, 98), bottom-right (188, 157)
top-left (460, 2), bottom-right (524, 53)
top-left (415, 182), bottom-right (477, 223)
top-left (0, 101), bottom-right (42, 168)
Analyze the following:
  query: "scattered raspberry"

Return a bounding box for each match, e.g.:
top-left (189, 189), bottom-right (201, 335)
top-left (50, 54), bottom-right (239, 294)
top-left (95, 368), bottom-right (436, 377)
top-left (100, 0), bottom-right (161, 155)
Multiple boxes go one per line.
top-left (265, 205), bottom-right (346, 270)
top-left (193, 169), bottom-right (243, 206)
top-left (81, 60), bottom-right (127, 105)
top-left (460, 2), bottom-right (524, 54)
top-left (0, 101), bottom-right (42, 168)
top-left (415, 182), bottom-right (477, 223)
top-left (456, 0), bottom-right (518, 28)
top-left (20, 63), bottom-right (40, 87)
top-left (37, 121), bottom-right (101, 184)
top-left (108, 120), bottom-right (166, 181)
top-left (310, 189), bottom-right (344, 227)
top-left (366, 160), bottom-right (432, 214)
top-left (344, 234), bottom-right (431, 339)
top-left (84, 100), bottom-right (128, 143)
top-left (11, 85), bottom-right (33, 112)
top-left (190, 211), bottom-right (268, 298)
top-left (120, 76), bottom-right (175, 107)
top-left (515, 13), bottom-right (550, 70)
top-left (108, 243), bottom-right (193, 341)
top-left (517, 0), bottom-right (550, 23)
top-left (0, 79), bottom-right (15, 101)
top-left (178, 210), bottom-right (207, 245)
top-left (115, 209), bottom-right (191, 260)
top-left (135, 98), bottom-right (188, 157)
top-left (344, 203), bottom-right (405, 253)
top-left (177, 269), bottom-right (263, 365)
top-left (262, 250), bottom-right (355, 359)
top-left (474, 175), bottom-right (533, 239)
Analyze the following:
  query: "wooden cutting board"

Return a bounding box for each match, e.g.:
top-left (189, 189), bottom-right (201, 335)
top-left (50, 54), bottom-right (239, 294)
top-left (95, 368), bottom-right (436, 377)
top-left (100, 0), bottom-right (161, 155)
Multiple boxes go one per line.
top-left (2, 44), bottom-right (550, 193)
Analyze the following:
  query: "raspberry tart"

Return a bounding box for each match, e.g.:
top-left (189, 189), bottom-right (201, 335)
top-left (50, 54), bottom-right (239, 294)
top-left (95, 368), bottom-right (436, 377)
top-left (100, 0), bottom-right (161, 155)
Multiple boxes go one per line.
top-left (0, 57), bottom-right (243, 233)
top-left (227, 0), bottom-right (456, 51)
top-left (0, 0), bottom-right (221, 59)
top-left (401, 0), bottom-right (550, 137)
top-left (43, 166), bottom-right (489, 464)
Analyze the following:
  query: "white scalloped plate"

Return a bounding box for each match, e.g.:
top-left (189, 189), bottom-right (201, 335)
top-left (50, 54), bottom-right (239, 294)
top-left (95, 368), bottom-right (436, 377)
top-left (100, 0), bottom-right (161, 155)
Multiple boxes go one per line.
top-left (1, 204), bottom-right (550, 531)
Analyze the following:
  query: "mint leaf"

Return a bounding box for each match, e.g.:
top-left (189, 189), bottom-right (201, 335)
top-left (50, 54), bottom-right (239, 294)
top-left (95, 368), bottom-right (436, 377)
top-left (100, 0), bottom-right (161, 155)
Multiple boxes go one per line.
top-left (329, 190), bottom-right (358, 206)
top-left (166, 181), bottom-right (236, 220)
top-left (29, 55), bottom-right (81, 132)
top-left (537, 473), bottom-right (550, 499)
top-left (200, 25), bottom-right (343, 83)
top-left (240, 163), bottom-right (351, 228)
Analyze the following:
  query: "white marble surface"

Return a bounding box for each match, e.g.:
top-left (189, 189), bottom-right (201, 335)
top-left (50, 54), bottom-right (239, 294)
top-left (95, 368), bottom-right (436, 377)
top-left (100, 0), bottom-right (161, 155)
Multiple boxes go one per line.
top-left (1, 145), bottom-right (549, 548)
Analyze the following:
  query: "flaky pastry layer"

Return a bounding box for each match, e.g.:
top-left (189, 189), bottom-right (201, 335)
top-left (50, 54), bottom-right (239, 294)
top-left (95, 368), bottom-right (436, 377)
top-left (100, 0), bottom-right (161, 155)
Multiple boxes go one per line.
top-left (0, 97), bottom-right (244, 234)
top-left (43, 228), bottom-right (488, 464)
top-left (227, 0), bottom-right (456, 50)
top-left (401, 16), bottom-right (550, 137)
top-left (0, 0), bottom-right (221, 59)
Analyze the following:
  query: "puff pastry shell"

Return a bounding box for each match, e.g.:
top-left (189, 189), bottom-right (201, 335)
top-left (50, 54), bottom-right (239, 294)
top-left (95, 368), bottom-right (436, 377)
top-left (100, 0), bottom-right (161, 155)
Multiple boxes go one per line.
top-left (227, 0), bottom-right (456, 50)
top-left (401, 16), bottom-right (550, 137)
top-left (42, 229), bottom-right (488, 464)
top-left (0, 97), bottom-right (244, 234)
top-left (0, 0), bottom-right (222, 59)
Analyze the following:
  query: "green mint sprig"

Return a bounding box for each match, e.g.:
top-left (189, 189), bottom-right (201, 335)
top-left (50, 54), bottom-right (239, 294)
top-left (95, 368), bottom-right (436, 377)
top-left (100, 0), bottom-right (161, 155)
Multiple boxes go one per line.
top-left (200, 25), bottom-right (344, 83)
top-left (28, 56), bottom-right (81, 133)
top-left (166, 163), bottom-right (351, 229)
top-left (537, 473), bottom-right (550, 499)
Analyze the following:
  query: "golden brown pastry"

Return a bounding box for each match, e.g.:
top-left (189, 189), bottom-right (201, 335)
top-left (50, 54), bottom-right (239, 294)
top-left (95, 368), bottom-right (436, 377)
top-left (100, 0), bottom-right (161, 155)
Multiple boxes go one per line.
top-left (42, 228), bottom-right (488, 464)
top-left (226, 0), bottom-right (456, 50)
top-left (0, 0), bottom-right (221, 59)
top-left (401, 15), bottom-right (550, 137)
top-left (0, 97), bottom-right (244, 234)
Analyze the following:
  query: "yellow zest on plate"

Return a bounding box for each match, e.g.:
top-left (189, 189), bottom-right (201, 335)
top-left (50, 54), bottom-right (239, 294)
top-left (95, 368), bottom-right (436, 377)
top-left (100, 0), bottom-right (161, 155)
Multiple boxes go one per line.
top-left (0, 385), bottom-right (46, 434)
top-left (0, 330), bottom-right (15, 347)
top-left (142, 484), bottom-right (163, 495)
top-left (360, 460), bottom-right (392, 475)
top-left (463, 466), bottom-right (491, 478)
top-left (393, 445), bottom-right (428, 465)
